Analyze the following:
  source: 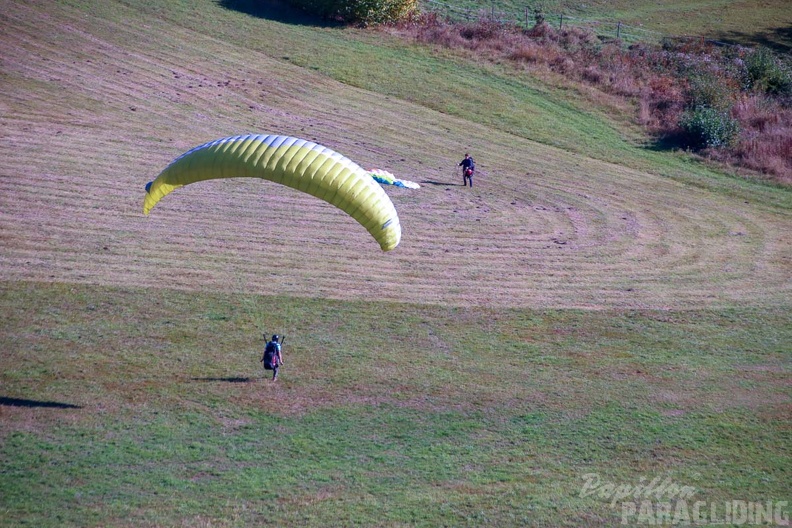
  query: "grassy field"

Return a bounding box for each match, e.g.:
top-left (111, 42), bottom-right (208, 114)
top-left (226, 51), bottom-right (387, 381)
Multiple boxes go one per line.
top-left (1, 0), bottom-right (790, 526)
top-left (2, 283), bottom-right (790, 526)
top-left (431, 0), bottom-right (792, 51)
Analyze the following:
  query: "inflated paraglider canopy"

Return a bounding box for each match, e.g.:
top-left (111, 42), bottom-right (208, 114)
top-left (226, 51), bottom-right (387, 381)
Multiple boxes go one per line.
top-left (144, 134), bottom-right (402, 251)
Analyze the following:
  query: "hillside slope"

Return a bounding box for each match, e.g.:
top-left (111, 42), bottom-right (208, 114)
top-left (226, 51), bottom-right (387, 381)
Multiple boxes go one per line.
top-left (1, 0), bottom-right (790, 309)
top-left (1, 3), bottom-right (790, 526)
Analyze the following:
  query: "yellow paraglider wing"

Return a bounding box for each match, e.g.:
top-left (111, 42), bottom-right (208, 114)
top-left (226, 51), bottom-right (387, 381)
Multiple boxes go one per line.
top-left (144, 135), bottom-right (401, 251)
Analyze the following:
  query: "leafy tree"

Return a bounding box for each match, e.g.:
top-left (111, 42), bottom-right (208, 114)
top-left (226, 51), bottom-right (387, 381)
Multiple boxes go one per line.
top-left (289, 0), bottom-right (418, 24)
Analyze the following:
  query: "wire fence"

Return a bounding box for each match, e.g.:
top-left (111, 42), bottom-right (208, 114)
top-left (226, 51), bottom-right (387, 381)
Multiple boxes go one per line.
top-left (419, 0), bottom-right (666, 45)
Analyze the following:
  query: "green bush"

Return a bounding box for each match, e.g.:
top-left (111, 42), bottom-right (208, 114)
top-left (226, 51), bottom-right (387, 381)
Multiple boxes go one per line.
top-left (679, 106), bottom-right (739, 150)
top-left (686, 72), bottom-right (734, 111)
top-left (743, 46), bottom-right (792, 96)
top-left (289, 0), bottom-right (418, 24)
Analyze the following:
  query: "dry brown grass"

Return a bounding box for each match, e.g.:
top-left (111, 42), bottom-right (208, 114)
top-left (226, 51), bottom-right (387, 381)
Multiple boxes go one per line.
top-left (1, 0), bottom-right (790, 311)
top-left (721, 95), bottom-right (792, 185)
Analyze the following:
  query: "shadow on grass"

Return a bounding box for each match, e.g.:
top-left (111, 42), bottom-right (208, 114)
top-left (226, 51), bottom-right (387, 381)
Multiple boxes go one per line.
top-left (217, 0), bottom-right (342, 27)
top-left (711, 26), bottom-right (792, 54)
top-left (421, 180), bottom-right (462, 186)
top-left (0, 396), bottom-right (82, 409)
top-left (645, 135), bottom-right (686, 153)
top-left (191, 377), bottom-right (254, 383)
top-left (642, 127), bottom-right (693, 153)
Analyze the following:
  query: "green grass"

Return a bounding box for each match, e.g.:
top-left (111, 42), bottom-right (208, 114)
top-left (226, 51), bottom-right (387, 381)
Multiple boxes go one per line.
top-left (125, 0), bottom-right (640, 161)
top-left (98, 0), bottom-right (792, 209)
top-left (429, 0), bottom-right (792, 51)
top-left (2, 282), bottom-right (790, 526)
top-left (1, 0), bottom-right (791, 525)
top-left (145, 0), bottom-right (792, 203)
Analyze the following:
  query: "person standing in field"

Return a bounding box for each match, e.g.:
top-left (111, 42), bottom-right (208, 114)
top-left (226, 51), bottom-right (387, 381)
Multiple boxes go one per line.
top-left (458, 153), bottom-right (475, 187)
top-left (261, 334), bottom-right (284, 381)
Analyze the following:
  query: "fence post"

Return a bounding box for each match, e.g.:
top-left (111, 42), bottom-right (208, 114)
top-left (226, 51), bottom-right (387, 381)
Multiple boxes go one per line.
top-left (525, 7), bottom-right (529, 27)
top-left (560, 14), bottom-right (563, 29)
top-left (616, 21), bottom-right (621, 39)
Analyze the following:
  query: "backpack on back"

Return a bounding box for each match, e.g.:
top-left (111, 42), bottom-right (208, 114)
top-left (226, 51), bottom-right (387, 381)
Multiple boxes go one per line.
top-left (263, 341), bottom-right (279, 370)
